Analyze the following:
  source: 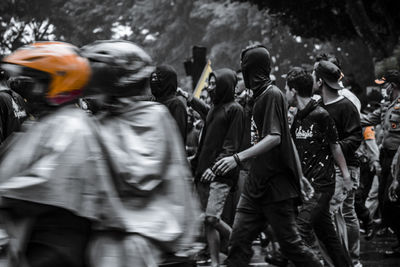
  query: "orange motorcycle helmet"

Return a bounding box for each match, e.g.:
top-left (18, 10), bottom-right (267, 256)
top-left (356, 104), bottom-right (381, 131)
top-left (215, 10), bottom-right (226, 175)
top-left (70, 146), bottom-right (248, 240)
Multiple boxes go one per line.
top-left (1, 41), bottom-right (91, 105)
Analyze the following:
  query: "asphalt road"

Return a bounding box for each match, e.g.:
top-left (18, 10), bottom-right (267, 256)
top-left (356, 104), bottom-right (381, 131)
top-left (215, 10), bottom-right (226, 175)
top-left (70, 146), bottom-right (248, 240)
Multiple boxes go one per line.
top-left (0, 234), bottom-right (399, 266)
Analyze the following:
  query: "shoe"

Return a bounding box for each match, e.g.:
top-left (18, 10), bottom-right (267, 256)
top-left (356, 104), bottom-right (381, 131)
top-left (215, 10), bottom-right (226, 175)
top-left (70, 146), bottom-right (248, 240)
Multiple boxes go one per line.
top-left (264, 252), bottom-right (288, 267)
top-left (365, 223), bottom-right (376, 241)
top-left (376, 227), bottom-right (388, 237)
top-left (353, 261), bottom-right (363, 267)
top-left (384, 244), bottom-right (400, 258)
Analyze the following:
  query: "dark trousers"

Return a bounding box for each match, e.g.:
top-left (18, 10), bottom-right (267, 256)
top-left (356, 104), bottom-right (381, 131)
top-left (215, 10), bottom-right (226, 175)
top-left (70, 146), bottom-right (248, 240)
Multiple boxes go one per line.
top-left (355, 161), bottom-right (374, 224)
top-left (296, 192), bottom-right (351, 267)
top-left (379, 148), bottom-right (397, 226)
top-left (226, 195), bottom-right (322, 267)
top-left (380, 148), bottom-right (400, 242)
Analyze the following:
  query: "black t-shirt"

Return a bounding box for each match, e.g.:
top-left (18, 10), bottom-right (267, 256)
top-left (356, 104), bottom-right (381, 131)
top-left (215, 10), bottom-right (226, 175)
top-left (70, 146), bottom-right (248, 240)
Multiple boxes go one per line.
top-left (322, 97), bottom-right (362, 167)
top-left (291, 100), bottom-right (338, 193)
top-left (243, 85), bottom-right (300, 203)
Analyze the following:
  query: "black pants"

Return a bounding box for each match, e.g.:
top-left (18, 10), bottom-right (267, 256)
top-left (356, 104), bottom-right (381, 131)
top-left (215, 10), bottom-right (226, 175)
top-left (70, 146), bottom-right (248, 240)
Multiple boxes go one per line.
top-left (380, 148), bottom-right (400, 242)
top-left (296, 191), bottom-right (352, 267)
top-left (379, 148), bottom-right (397, 226)
top-left (226, 195), bottom-right (322, 267)
top-left (355, 161), bottom-right (374, 225)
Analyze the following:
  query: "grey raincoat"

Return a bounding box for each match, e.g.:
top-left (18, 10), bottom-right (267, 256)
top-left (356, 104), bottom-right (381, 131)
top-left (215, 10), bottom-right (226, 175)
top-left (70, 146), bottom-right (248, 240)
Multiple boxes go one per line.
top-left (0, 100), bottom-right (199, 266)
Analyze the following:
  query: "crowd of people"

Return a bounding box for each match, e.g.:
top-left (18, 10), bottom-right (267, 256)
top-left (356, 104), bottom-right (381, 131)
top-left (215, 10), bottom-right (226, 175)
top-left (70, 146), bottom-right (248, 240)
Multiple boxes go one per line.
top-left (0, 40), bottom-right (398, 267)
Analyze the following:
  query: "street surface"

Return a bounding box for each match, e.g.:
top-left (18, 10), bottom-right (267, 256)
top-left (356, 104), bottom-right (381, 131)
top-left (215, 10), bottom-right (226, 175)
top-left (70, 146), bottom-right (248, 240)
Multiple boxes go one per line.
top-left (0, 234), bottom-right (399, 266)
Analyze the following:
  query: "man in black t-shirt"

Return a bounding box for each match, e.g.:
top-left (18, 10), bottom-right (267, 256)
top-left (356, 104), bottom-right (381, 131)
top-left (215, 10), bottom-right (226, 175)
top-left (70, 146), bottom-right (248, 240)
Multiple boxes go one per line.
top-left (213, 45), bottom-right (321, 267)
top-left (287, 67), bottom-right (352, 266)
top-left (313, 60), bottom-right (363, 266)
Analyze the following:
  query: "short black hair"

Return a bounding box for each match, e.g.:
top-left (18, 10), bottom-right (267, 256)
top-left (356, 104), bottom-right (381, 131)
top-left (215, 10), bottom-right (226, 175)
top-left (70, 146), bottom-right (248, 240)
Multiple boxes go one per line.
top-left (286, 67), bottom-right (314, 97)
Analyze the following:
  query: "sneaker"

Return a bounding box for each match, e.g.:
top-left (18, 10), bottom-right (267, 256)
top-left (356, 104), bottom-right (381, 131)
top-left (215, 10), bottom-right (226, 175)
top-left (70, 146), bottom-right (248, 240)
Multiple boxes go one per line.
top-left (264, 252), bottom-right (288, 267)
top-left (365, 222), bottom-right (376, 241)
top-left (353, 261), bottom-right (363, 267)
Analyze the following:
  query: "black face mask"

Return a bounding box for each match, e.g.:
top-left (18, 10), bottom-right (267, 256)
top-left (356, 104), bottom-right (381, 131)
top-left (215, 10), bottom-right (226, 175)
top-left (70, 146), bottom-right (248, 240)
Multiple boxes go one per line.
top-left (150, 72), bottom-right (163, 98)
top-left (150, 65), bottom-right (178, 100)
top-left (241, 46), bottom-right (272, 99)
top-left (208, 69), bottom-right (237, 106)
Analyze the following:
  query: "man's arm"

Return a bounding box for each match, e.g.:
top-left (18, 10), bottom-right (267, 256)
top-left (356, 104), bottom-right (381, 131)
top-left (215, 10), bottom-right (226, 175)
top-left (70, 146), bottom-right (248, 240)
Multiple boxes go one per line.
top-left (363, 126), bottom-right (381, 176)
top-left (339, 107), bottom-right (362, 159)
top-left (330, 143), bottom-right (352, 191)
top-left (213, 134), bottom-right (280, 176)
top-left (361, 107), bottom-right (381, 127)
top-left (389, 147), bottom-right (400, 202)
top-left (202, 106), bottom-right (244, 182)
top-left (291, 138), bottom-right (314, 201)
top-left (177, 88), bottom-right (210, 121)
top-left (213, 87), bottom-right (283, 175)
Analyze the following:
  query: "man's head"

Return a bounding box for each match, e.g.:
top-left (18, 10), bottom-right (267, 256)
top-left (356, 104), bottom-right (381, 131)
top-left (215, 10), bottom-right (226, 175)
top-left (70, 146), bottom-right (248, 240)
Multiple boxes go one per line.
top-left (150, 65), bottom-right (178, 99)
top-left (312, 60), bottom-right (343, 93)
top-left (375, 70), bottom-right (400, 102)
top-left (240, 45), bottom-right (271, 91)
top-left (1, 42), bottom-right (91, 111)
top-left (286, 67), bottom-right (313, 106)
top-left (81, 40), bottom-right (154, 98)
top-left (207, 68), bottom-right (237, 105)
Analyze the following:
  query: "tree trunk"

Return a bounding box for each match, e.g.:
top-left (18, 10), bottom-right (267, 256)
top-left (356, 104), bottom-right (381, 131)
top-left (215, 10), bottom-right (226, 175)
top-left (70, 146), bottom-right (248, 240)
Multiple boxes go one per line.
top-left (345, 0), bottom-right (389, 60)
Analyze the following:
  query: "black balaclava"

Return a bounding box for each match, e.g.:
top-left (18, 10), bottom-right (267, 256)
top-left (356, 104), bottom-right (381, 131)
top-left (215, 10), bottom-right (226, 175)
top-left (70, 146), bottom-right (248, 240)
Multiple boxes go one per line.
top-left (241, 46), bottom-right (272, 99)
top-left (209, 68), bottom-right (237, 107)
top-left (150, 65), bottom-right (178, 100)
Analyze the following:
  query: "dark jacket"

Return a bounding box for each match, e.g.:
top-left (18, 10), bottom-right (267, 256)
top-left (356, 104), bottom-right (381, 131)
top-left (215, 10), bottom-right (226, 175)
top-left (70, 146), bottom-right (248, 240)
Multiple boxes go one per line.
top-left (192, 68), bottom-right (244, 186)
top-left (0, 88), bottom-right (27, 144)
top-left (150, 65), bottom-right (187, 144)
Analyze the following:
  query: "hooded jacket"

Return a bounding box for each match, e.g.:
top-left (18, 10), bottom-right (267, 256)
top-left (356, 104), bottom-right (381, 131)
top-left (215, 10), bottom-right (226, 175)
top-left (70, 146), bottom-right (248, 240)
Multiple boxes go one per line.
top-left (193, 68), bottom-right (244, 186)
top-left (0, 86), bottom-right (27, 144)
top-left (150, 65), bottom-right (187, 144)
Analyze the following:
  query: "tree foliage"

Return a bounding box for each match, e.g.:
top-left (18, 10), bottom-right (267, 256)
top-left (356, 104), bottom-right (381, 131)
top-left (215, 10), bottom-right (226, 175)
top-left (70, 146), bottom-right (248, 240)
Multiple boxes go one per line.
top-left (237, 0), bottom-right (400, 61)
top-left (0, 0), bottom-right (377, 88)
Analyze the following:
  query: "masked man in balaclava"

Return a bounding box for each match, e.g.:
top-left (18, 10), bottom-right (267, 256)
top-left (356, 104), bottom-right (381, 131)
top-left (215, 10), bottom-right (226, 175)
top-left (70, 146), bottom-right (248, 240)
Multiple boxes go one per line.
top-left (213, 45), bottom-right (322, 267)
top-left (150, 65), bottom-right (187, 144)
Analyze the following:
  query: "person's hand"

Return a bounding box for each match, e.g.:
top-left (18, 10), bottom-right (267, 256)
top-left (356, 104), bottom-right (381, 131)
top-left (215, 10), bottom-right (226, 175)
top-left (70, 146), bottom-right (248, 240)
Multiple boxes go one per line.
top-left (343, 174), bottom-right (353, 192)
top-left (300, 176), bottom-right (314, 202)
top-left (201, 168), bottom-right (216, 183)
top-left (177, 87), bottom-right (189, 99)
top-left (388, 179), bottom-right (399, 202)
top-left (213, 156), bottom-right (237, 176)
top-left (370, 161), bottom-right (381, 177)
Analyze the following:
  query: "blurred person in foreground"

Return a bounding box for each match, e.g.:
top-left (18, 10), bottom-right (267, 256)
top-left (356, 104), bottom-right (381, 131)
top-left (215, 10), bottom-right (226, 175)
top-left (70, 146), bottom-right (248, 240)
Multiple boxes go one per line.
top-left (213, 45), bottom-right (322, 267)
top-left (0, 41), bottom-right (94, 267)
top-left (286, 67), bottom-right (352, 267)
top-left (150, 65), bottom-right (188, 144)
top-left (0, 40), bottom-right (199, 267)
